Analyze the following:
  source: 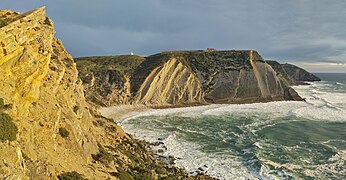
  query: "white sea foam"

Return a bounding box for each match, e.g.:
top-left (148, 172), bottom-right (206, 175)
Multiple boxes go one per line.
top-left (121, 122), bottom-right (260, 180)
top-left (118, 80), bottom-right (346, 179)
top-left (121, 82), bottom-right (345, 123)
top-left (292, 82), bottom-right (346, 121)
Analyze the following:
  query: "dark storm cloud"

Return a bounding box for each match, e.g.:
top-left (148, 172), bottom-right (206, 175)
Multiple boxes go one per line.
top-left (2, 0), bottom-right (346, 72)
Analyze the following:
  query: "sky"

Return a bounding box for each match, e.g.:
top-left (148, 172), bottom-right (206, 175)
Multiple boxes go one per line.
top-left (1, 0), bottom-right (346, 72)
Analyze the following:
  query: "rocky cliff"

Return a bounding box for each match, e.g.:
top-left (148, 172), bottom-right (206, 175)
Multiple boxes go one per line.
top-left (0, 7), bottom-right (212, 180)
top-left (266, 60), bottom-right (297, 86)
top-left (75, 56), bottom-right (145, 107)
top-left (77, 50), bottom-right (303, 107)
top-left (0, 7), bottom-right (102, 178)
top-left (282, 63), bottom-right (321, 82)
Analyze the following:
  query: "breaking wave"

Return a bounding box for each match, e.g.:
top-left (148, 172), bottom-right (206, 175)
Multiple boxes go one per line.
top-left (120, 80), bottom-right (346, 179)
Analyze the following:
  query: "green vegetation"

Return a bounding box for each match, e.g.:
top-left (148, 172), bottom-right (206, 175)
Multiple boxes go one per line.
top-left (102, 138), bottom-right (196, 180)
top-left (59, 127), bottom-right (69, 138)
top-left (0, 15), bottom-right (13, 27)
top-left (92, 144), bottom-right (114, 164)
top-left (0, 112), bottom-right (17, 142)
top-left (110, 170), bottom-right (134, 180)
top-left (0, 98), bottom-right (4, 108)
top-left (75, 55), bottom-right (146, 106)
top-left (57, 171), bottom-right (86, 180)
top-left (0, 98), bottom-right (17, 142)
top-left (75, 55), bottom-right (145, 76)
top-left (0, 20), bottom-right (8, 27)
top-left (0, 98), bottom-right (12, 110)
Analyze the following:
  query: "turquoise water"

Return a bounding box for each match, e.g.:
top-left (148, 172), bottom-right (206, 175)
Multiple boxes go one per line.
top-left (120, 74), bottom-right (346, 179)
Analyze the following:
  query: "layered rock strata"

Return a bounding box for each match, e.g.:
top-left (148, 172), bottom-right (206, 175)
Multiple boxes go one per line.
top-left (78, 50), bottom-right (304, 107)
top-left (282, 63), bottom-right (321, 82)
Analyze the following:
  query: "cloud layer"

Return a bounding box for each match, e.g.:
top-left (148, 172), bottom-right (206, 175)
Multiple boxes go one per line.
top-left (2, 0), bottom-right (346, 72)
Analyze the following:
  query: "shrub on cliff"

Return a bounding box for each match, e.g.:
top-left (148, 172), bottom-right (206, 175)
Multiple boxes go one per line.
top-left (0, 20), bottom-right (8, 27)
top-left (0, 98), bottom-right (12, 110)
top-left (59, 127), bottom-right (69, 138)
top-left (92, 144), bottom-right (114, 164)
top-left (110, 170), bottom-right (134, 180)
top-left (57, 171), bottom-right (86, 180)
top-left (0, 98), bottom-right (17, 142)
top-left (0, 112), bottom-right (17, 142)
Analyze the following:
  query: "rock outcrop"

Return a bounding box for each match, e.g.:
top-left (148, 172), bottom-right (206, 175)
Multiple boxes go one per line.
top-left (266, 60), bottom-right (296, 86)
top-left (282, 63), bottom-right (321, 82)
top-left (135, 50), bottom-right (304, 104)
top-left (77, 50), bottom-right (304, 107)
top-left (75, 55), bottom-right (145, 107)
top-left (0, 7), bottom-right (102, 178)
top-left (135, 58), bottom-right (205, 105)
top-left (0, 7), bottom-right (213, 179)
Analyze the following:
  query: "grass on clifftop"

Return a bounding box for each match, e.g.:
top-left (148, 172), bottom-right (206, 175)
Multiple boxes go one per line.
top-left (75, 55), bottom-right (145, 75)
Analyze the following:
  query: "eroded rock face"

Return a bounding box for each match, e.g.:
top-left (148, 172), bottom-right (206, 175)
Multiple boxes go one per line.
top-left (135, 58), bottom-right (205, 105)
top-left (132, 50), bottom-right (303, 104)
top-left (75, 55), bottom-right (145, 107)
top-left (266, 60), bottom-right (296, 86)
top-left (0, 7), bottom-right (101, 179)
top-left (78, 50), bottom-right (303, 107)
top-left (282, 63), bottom-right (321, 82)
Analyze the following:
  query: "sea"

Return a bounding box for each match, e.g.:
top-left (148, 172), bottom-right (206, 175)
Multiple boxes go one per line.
top-left (119, 73), bottom-right (346, 180)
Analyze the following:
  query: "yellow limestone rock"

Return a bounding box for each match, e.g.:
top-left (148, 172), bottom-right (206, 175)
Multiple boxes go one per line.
top-left (0, 7), bottom-right (105, 179)
top-left (135, 58), bottom-right (205, 105)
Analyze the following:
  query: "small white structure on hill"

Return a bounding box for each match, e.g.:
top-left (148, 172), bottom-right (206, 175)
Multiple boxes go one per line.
top-left (130, 52), bottom-right (134, 55)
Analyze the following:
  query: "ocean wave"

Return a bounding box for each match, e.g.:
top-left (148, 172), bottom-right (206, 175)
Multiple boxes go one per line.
top-left (119, 80), bottom-right (346, 179)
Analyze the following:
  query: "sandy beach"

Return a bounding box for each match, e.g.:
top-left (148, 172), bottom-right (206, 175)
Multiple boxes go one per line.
top-left (99, 104), bottom-right (150, 121)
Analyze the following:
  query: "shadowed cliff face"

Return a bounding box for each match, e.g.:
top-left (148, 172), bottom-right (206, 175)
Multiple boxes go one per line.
top-left (282, 63), bottom-right (321, 82)
top-left (77, 50), bottom-right (304, 107)
top-left (266, 60), bottom-right (296, 86)
top-left (75, 55), bottom-right (145, 106)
